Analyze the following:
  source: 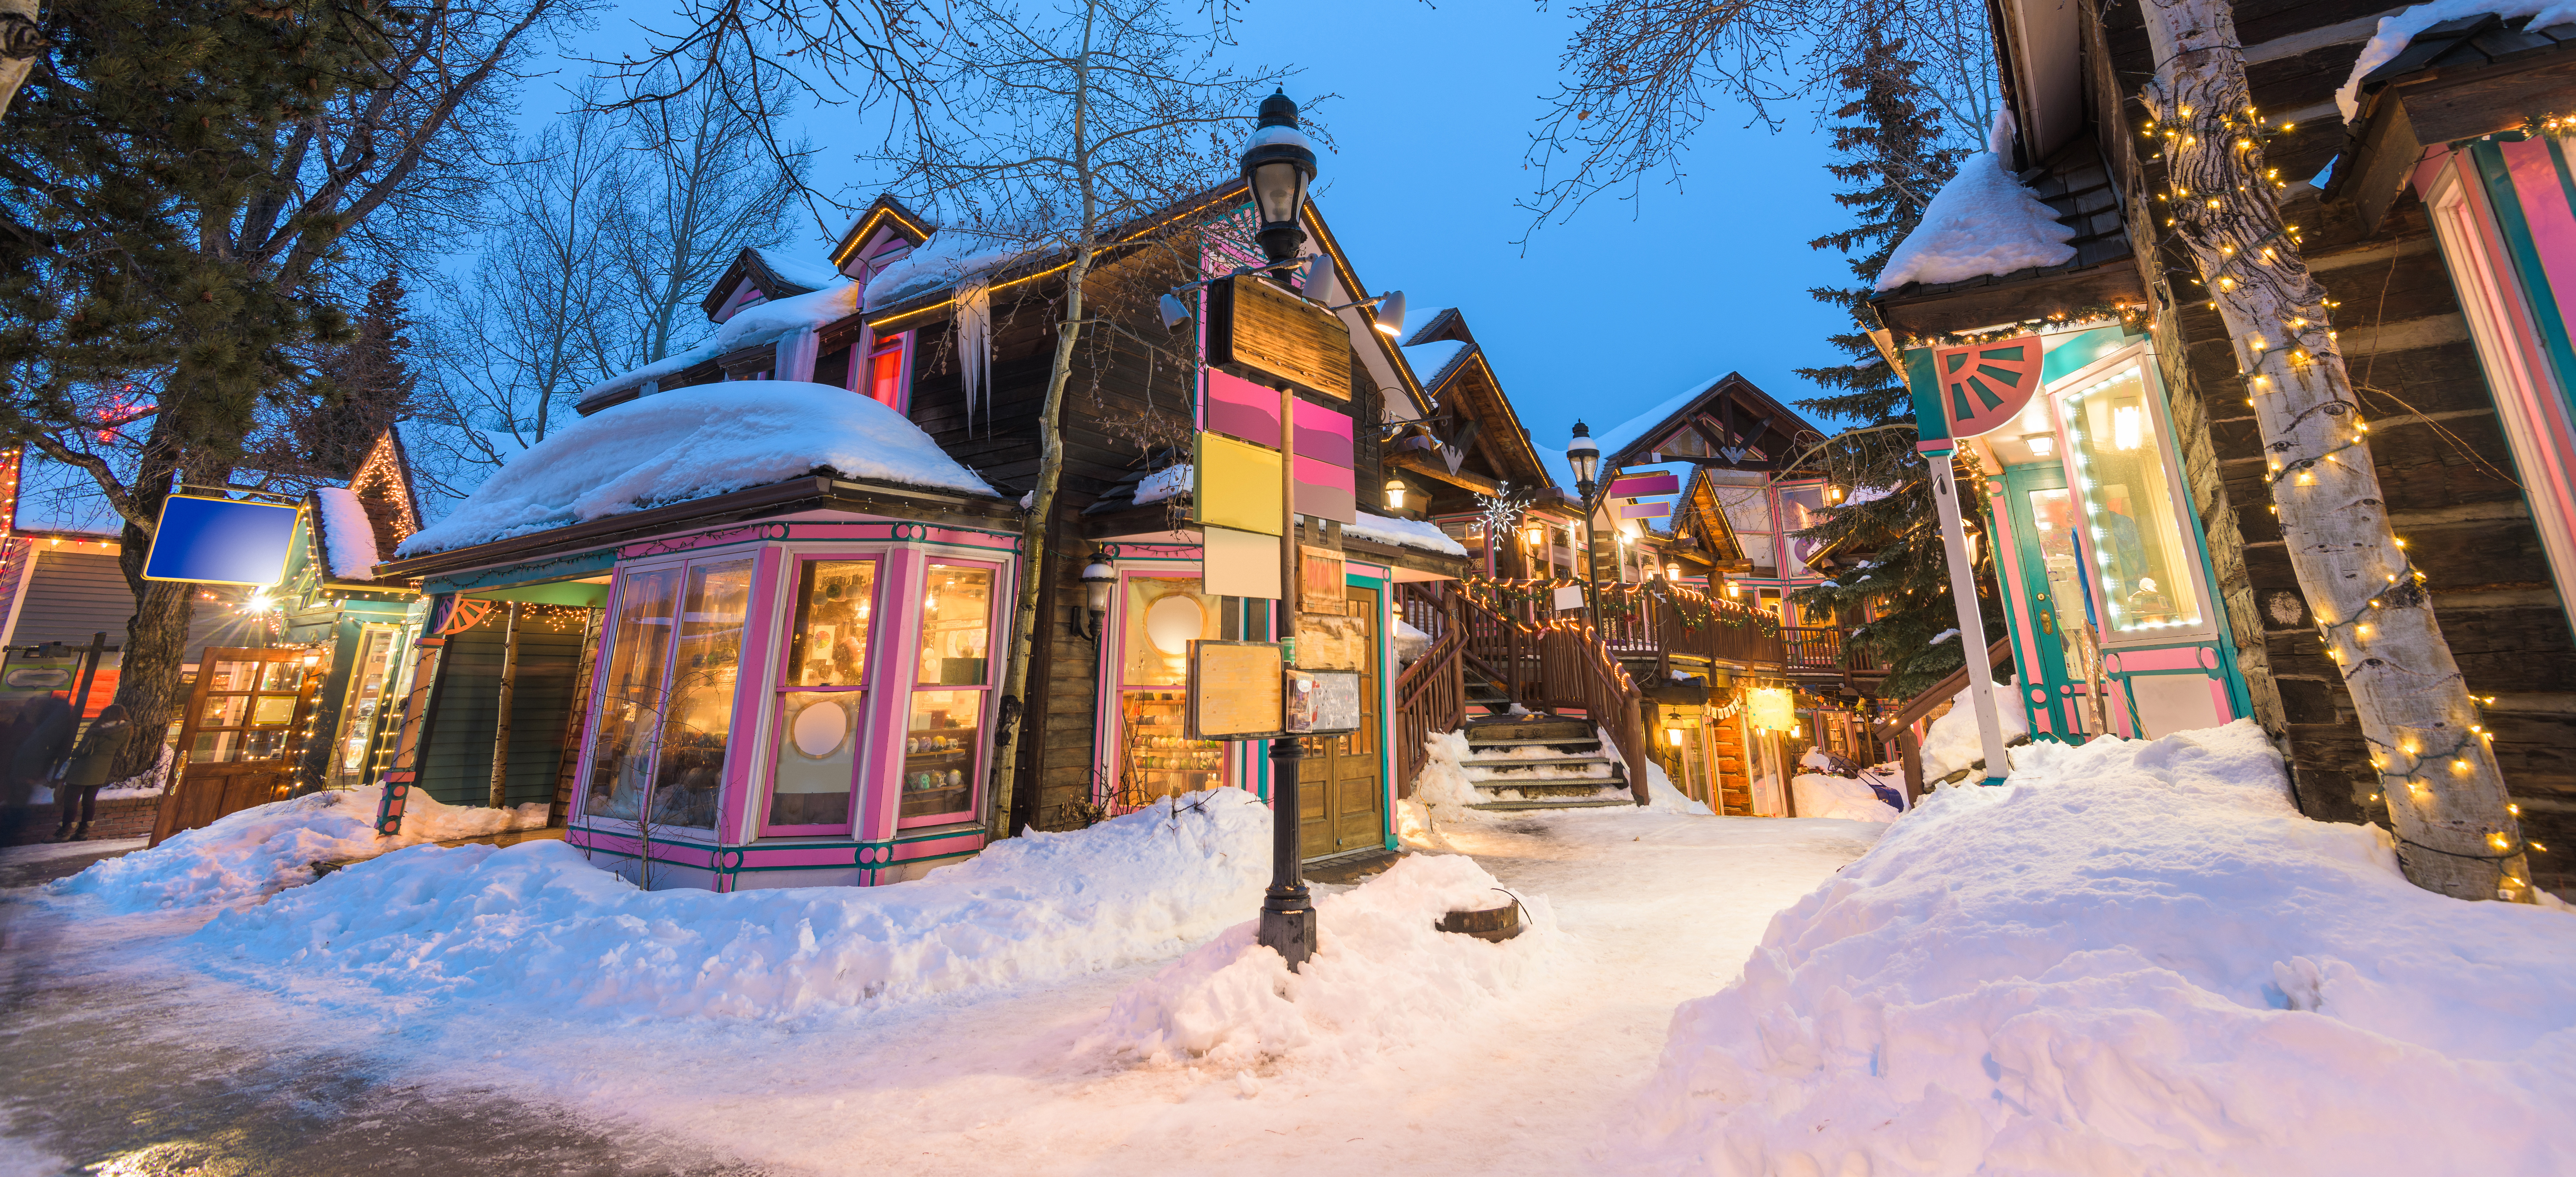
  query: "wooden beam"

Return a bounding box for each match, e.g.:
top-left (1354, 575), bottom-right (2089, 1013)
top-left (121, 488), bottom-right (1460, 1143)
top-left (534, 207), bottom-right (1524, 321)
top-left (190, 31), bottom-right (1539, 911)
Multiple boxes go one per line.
top-left (1388, 450), bottom-right (1503, 495)
top-left (1872, 259), bottom-right (2149, 341)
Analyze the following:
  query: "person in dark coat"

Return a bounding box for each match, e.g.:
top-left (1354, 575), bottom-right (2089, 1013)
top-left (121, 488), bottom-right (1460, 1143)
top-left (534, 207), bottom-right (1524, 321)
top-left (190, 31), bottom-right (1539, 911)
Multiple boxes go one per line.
top-left (9, 694), bottom-right (76, 809)
top-left (53, 704), bottom-right (133, 842)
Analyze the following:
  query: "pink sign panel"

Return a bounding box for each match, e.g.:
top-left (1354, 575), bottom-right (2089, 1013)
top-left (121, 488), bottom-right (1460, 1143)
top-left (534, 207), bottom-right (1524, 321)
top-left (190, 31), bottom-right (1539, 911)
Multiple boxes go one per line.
top-left (1607, 472), bottom-right (1678, 498)
top-left (1205, 369), bottom-right (1280, 447)
top-left (1292, 455), bottom-right (1355, 522)
top-left (1293, 400), bottom-right (1354, 468)
top-left (1619, 501), bottom-right (1672, 519)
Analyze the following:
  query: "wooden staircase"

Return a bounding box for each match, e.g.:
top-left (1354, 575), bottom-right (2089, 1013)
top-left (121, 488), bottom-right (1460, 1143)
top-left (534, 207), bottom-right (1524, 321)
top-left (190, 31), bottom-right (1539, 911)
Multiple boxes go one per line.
top-left (1458, 715), bottom-right (1631, 810)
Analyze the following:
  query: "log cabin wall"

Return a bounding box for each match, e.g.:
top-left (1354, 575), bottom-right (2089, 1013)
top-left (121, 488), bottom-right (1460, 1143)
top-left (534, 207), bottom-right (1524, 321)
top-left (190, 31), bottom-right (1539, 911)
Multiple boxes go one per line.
top-left (2087, 0), bottom-right (2576, 887)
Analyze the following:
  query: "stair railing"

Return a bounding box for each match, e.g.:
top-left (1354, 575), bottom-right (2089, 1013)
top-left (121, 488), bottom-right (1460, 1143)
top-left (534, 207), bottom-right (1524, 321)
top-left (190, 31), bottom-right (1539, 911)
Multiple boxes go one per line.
top-left (1872, 636), bottom-right (2013, 801)
top-left (1539, 621), bottom-right (1651, 805)
top-left (1392, 584), bottom-right (1466, 794)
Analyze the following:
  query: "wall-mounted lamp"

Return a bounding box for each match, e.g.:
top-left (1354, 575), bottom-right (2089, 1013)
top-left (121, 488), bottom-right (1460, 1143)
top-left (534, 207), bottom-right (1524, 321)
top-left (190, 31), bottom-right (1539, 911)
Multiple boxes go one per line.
top-left (1384, 477), bottom-right (1409, 511)
top-left (1077, 555), bottom-right (1117, 640)
top-left (1521, 523), bottom-right (1544, 549)
top-left (1826, 485), bottom-right (1846, 504)
top-left (1666, 728), bottom-right (1684, 747)
top-left (2022, 432), bottom-right (2056, 457)
top-left (1666, 562), bottom-right (1683, 581)
top-left (1325, 289), bottom-right (1407, 337)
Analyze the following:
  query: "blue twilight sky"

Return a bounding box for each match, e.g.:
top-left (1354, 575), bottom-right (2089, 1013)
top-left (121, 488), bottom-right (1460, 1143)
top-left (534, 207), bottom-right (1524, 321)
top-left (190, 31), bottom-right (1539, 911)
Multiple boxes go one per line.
top-left (541, 0), bottom-right (1865, 457)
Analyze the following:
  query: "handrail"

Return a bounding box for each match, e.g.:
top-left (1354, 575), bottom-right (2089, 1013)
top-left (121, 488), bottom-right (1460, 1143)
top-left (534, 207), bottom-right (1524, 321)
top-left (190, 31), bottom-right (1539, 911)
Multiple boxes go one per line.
top-left (1872, 636), bottom-right (2013, 800)
top-left (1392, 584), bottom-right (1465, 794)
top-left (1540, 622), bottom-right (1651, 805)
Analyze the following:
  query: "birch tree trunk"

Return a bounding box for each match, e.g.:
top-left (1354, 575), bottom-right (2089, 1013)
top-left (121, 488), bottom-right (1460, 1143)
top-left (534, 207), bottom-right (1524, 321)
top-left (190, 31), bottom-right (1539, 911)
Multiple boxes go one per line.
top-left (0, 0), bottom-right (40, 121)
top-left (2141, 0), bottom-right (2531, 901)
top-left (986, 12), bottom-right (1100, 838)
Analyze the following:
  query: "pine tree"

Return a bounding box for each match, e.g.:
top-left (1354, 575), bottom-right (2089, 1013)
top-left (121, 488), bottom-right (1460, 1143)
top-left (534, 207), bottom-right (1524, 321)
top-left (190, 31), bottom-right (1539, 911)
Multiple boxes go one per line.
top-left (297, 270), bottom-right (419, 478)
top-left (1785, 35), bottom-right (1992, 699)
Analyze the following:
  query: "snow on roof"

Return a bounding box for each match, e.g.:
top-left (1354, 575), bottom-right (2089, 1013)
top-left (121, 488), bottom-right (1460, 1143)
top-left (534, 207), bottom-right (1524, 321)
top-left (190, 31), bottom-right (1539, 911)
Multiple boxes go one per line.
top-left (312, 487), bottom-right (380, 580)
top-left (754, 247), bottom-right (848, 292)
top-left (1133, 463), bottom-right (1191, 506)
top-left (2334, 2), bottom-right (2576, 120)
top-left (1343, 510), bottom-right (1468, 557)
top-left (397, 381), bottom-right (998, 557)
top-left (1402, 340), bottom-right (1469, 387)
top-left (1398, 306), bottom-right (1456, 347)
top-left (862, 231), bottom-right (1032, 308)
top-left (13, 451), bottom-right (124, 535)
top-left (582, 281), bottom-right (861, 406)
top-left (1873, 149), bottom-right (2077, 291)
top-left (1591, 375), bottom-right (1730, 466)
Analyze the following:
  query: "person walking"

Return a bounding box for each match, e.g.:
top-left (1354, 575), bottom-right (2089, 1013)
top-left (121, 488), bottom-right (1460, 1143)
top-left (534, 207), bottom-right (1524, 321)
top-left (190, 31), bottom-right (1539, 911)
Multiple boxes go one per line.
top-left (52, 704), bottom-right (134, 842)
top-left (9, 693), bottom-right (75, 809)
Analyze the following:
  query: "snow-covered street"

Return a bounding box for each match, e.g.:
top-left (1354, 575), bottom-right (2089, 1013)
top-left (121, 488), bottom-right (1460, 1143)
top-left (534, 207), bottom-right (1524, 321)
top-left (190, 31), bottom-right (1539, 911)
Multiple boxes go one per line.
top-left (0, 802), bottom-right (1880, 1175)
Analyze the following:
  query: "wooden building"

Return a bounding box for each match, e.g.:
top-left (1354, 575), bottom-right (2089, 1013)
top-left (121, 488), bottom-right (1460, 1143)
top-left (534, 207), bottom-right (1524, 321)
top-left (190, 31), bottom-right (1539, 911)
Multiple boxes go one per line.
top-left (1867, 0), bottom-right (2576, 892)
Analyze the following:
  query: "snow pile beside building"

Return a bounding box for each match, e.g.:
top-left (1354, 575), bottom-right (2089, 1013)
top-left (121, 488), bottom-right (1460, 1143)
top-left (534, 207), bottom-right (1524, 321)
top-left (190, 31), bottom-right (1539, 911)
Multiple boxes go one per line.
top-left (51, 787), bottom-right (546, 912)
top-left (1624, 721), bottom-right (2576, 1175)
top-left (311, 486), bottom-right (380, 579)
top-left (398, 381), bottom-right (998, 555)
top-left (1917, 680), bottom-right (2030, 780)
top-left (1790, 773), bottom-right (1898, 823)
top-left (1874, 145), bottom-right (2076, 291)
top-left (2336, 2), bottom-right (2576, 121)
top-left (1082, 853), bottom-right (1557, 1068)
top-left (193, 789), bottom-right (1274, 1022)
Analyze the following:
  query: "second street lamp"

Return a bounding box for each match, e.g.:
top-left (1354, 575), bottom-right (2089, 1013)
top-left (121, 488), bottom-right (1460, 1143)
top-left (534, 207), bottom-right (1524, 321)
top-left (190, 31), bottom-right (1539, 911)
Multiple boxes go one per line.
top-left (1566, 422), bottom-right (1603, 618)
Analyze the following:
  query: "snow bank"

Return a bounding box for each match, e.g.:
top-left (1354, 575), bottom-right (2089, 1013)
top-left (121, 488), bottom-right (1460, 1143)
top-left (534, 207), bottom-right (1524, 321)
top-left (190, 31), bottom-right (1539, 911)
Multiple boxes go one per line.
top-left (2336, 3), bottom-right (2576, 121)
top-left (1874, 152), bottom-right (2076, 291)
top-left (194, 789), bottom-right (1274, 1022)
top-left (312, 486), bottom-right (379, 579)
top-left (1790, 773), bottom-right (1899, 823)
top-left (1640, 754), bottom-right (1714, 816)
top-left (51, 786), bottom-right (547, 912)
top-left (398, 381), bottom-right (998, 555)
top-left (1918, 680), bottom-right (2030, 780)
top-left (1082, 852), bottom-right (1556, 1068)
top-left (1343, 510), bottom-right (1468, 556)
top-left (1627, 721), bottom-right (2576, 1174)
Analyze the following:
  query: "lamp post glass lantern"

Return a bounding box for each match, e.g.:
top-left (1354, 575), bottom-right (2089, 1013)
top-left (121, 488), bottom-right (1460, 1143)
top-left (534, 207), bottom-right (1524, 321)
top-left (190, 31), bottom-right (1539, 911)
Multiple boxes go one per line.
top-left (1242, 90), bottom-right (1317, 265)
top-left (1567, 422), bottom-right (1603, 616)
top-left (1241, 92), bottom-right (1319, 968)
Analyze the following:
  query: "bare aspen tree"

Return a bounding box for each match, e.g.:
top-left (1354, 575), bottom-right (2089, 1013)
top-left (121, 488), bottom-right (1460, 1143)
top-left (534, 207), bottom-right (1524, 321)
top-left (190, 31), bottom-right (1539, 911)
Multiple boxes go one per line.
top-left (2139, 0), bottom-right (2529, 902)
top-left (872, 0), bottom-right (1286, 836)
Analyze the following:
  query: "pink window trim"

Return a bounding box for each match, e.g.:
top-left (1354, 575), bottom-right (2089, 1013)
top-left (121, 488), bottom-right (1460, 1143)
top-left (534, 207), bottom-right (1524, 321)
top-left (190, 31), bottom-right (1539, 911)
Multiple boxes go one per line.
top-left (896, 555), bottom-right (1007, 830)
top-left (756, 553), bottom-right (890, 840)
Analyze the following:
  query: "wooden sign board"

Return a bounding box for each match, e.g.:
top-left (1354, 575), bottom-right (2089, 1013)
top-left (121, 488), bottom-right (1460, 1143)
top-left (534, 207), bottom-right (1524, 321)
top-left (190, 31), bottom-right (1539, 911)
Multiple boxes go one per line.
top-left (1294, 611), bottom-right (1362, 671)
top-left (1299, 545), bottom-right (1344, 611)
top-left (1286, 669), bottom-right (1361, 734)
top-left (1187, 640), bottom-right (1286, 739)
top-left (1208, 276), bottom-right (1351, 402)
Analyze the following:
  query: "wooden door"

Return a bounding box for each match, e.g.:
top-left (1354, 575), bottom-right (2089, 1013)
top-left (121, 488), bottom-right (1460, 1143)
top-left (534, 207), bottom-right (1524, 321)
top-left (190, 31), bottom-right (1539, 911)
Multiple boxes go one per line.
top-left (1298, 585), bottom-right (1384, 859)
top-left (153, 648), bottom-right (324, 846)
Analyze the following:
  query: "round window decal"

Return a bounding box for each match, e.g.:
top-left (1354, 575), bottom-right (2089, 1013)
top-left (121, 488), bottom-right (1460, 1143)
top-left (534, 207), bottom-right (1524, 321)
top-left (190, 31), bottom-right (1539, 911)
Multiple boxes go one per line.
top-left (1144, 594), bottom-right (1204, 655)
top-left (791, 699), bottom-right (850, 757)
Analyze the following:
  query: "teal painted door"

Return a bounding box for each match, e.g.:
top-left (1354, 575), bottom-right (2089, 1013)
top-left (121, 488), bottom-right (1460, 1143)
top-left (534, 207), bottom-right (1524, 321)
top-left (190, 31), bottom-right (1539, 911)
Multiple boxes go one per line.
top-left (2003, 462), bottom-right (2096, 740)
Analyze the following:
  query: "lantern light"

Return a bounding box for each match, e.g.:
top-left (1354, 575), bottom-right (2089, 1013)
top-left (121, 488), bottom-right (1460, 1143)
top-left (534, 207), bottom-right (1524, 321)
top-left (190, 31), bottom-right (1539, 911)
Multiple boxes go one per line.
top-left (1238, 90), bottom-right (1317, 264)
top-left (1384, 478), bottom-right (1408, 511)
top-left (1565, 422), bottom-right (1599, 488)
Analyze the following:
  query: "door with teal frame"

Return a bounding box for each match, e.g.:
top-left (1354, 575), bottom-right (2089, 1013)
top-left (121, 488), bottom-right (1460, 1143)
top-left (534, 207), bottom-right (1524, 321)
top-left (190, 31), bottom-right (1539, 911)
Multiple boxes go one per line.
top-left (2001, 460), bottom-right (2104, 741)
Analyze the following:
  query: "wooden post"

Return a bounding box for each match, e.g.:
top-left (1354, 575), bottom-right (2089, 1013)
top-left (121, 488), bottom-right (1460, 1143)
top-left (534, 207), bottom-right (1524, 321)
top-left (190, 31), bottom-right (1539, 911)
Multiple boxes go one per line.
top-left (487, 601), bottom-right (522, 810)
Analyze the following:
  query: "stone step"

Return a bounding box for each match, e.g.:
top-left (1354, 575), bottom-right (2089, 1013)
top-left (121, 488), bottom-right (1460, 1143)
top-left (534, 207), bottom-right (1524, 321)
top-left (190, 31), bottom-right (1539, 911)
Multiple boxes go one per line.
top-left (1466, 797), bottom-right (1636, 811)
top-left (1460, 718), bottom-right (1593, 743)
top-left (1463, 755), bottom-right (1618, 772)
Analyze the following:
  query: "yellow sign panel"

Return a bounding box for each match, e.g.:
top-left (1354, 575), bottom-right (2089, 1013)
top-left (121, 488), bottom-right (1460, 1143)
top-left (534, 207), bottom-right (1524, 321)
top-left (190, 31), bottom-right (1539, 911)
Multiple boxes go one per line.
top-left (1194, 432), bottom-right (1283, 537)
top-left (1188, 640), bottom-right (1286, 739)
top-left (1747, 687), bottom-right (1796, 731)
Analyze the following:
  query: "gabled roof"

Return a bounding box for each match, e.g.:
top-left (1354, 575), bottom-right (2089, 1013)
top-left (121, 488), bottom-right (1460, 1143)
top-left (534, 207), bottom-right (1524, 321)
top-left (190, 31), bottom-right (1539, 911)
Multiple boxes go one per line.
top-left (1594, 371), bottom-right (1822, 475)
top-left (1380, 305), bottom-right (1558, 500)
top-left (700, 246), bottom-right (847, 323)
top-left (828, 195), bottom-right (937, 274)
top-left (305, 429), bottom-right (423, 585)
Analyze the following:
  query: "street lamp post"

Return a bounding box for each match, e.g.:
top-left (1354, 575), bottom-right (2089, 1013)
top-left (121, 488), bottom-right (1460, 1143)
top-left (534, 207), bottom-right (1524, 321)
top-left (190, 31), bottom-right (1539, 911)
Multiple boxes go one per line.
top-left (1566, 422), bottom-right (1603, 618)
top-left (1244, 90), bottom-right (1319, 969)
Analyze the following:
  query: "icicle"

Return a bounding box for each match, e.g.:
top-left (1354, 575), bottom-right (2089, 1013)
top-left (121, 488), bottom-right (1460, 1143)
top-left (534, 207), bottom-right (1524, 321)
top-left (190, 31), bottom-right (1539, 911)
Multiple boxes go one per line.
top-left (957, 278), bottom-right (992, 436)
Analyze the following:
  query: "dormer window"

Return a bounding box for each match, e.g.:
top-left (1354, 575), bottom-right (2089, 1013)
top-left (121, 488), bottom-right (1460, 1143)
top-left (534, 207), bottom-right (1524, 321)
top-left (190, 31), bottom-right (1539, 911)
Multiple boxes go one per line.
top-left (866, 334), bottom-right (909, 411)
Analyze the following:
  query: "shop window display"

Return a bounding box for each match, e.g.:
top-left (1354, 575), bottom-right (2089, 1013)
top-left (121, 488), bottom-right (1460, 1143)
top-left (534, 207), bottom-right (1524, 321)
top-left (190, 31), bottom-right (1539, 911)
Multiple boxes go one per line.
top-left (904, 564), bottom-right (993, 822)
top-left (769, 560), bottom-right (877, 830)
top-left (2061, 363), bottom-right (2201, 632)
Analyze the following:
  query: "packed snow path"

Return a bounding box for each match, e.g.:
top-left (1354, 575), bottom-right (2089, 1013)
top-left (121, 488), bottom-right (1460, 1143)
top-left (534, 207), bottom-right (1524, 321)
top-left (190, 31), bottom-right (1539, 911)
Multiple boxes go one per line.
top-left (0, 807), bottom-right (1877, 1175)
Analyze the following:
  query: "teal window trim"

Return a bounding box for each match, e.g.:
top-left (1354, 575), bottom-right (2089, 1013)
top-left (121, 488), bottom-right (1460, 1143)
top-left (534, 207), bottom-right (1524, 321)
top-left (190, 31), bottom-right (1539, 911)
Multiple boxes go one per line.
top-left (2472, 139), bottom-right (2576, 420)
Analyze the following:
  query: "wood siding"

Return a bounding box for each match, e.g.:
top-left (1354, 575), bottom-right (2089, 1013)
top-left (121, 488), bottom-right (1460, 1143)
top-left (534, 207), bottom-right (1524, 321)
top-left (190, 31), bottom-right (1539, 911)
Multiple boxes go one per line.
top-left (2089, 0), bottom-right (2576, 890)
top-left (418, 612), bottom-right (587, 808)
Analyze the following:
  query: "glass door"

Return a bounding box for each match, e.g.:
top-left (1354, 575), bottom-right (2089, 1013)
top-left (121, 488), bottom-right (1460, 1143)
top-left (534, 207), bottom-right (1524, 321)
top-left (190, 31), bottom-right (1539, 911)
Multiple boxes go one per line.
top-left (583, 558), bottom-right (753, 831)
top-left (2004, 462), bottom-right (2097, 739)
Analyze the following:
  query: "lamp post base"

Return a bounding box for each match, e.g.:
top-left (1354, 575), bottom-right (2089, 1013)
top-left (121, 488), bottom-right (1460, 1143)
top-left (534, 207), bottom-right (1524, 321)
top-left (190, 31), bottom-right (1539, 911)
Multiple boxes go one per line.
top-left (1258, 737), bottom-right (1314, 970)
top-left (1258, 903), bottom-right (1315, 966)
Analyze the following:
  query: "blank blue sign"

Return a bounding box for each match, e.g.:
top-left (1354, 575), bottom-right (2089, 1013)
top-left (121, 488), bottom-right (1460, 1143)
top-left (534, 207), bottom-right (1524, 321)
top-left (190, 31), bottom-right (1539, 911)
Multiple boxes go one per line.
top-left (142, 495), bottom-right (300, 586)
